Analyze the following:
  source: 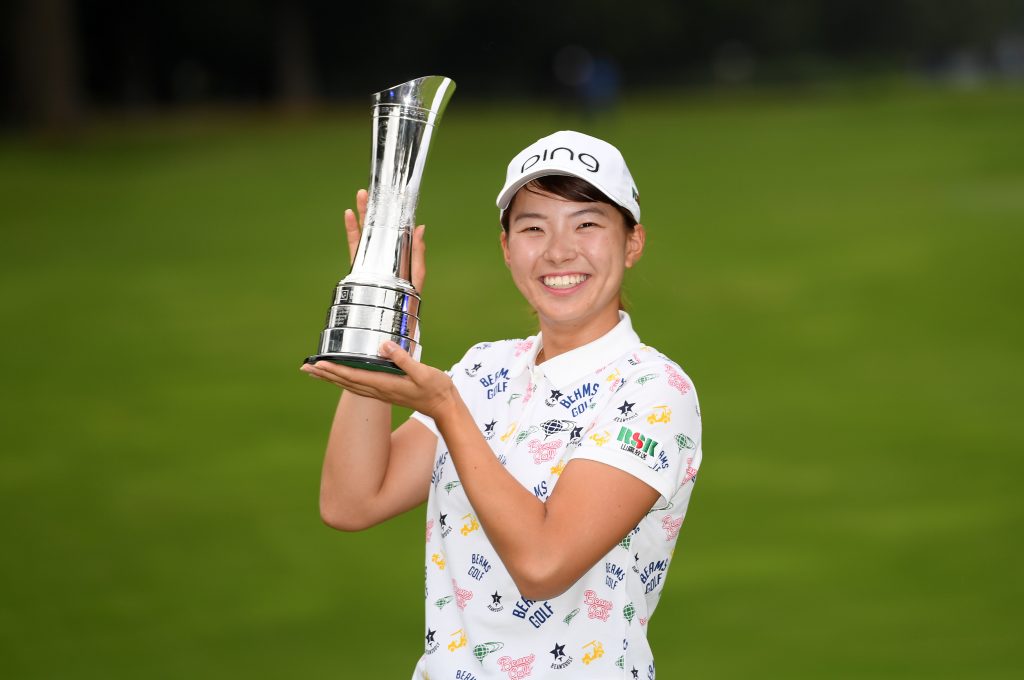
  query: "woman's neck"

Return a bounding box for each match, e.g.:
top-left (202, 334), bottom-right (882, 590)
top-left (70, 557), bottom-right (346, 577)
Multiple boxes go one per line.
top-left (536, 307), bottom-right (621, 364)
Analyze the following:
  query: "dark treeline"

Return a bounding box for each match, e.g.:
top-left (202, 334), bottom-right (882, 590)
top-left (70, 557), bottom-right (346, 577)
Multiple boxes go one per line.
top-left (4, 0), bottom-right (1023, 129)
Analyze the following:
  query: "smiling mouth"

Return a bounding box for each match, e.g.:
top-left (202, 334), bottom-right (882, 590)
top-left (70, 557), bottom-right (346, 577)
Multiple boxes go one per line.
top-left (542, 273), bottom-right (589, 289)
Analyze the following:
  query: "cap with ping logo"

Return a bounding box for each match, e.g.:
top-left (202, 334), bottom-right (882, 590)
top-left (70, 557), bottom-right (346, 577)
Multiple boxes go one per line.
top-left (496, 130), bottom-right (641, 223)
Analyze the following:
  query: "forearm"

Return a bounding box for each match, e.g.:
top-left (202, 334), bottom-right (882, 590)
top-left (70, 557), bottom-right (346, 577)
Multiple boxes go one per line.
top-left (319, 389), bottom-right (393, 530)
top-left (433, 397), bottom-right (557, 597)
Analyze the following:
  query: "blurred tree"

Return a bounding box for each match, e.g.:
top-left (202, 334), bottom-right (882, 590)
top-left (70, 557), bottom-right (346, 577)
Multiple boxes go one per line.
top-left (3, 0), bottom-right (1023, 126)
top-left (11, 0), bottom-right (81, 131)
top-left (274, 0), bottom-right (317, 111)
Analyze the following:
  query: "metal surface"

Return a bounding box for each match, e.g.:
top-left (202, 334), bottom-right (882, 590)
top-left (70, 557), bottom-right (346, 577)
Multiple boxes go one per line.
top-left (307, 76), bottom-right (454, 371)
top-left (325, 303), bottom-right (417, 338)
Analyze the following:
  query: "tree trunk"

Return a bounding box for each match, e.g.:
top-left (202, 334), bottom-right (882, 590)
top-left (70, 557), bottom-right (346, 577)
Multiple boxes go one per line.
top-left (275, 0), bottom-right (316, 112)
top-left (13, 0), bottom-right (82, 131)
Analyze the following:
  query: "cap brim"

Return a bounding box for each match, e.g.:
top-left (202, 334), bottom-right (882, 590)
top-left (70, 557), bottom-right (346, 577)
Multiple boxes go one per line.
top-left (496, 167), bottom-right (640, 223)
top-left (497, 168), bottom-right (580, 212)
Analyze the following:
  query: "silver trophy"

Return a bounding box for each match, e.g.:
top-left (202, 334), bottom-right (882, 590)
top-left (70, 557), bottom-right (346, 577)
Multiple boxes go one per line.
top-left (306, 76), bottom-right (455, 373)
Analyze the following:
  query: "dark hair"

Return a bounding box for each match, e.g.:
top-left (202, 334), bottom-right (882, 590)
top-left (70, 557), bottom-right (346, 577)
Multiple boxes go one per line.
top-left (500, 175), bottom-right (638, 232)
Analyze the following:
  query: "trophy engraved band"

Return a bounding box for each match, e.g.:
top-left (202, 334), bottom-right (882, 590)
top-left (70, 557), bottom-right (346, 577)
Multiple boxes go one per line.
top-left (306, 76), bottom-right (455, 373)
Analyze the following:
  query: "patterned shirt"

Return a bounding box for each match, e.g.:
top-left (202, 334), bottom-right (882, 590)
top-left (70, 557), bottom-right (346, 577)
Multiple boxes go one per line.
top-left (410, 312), bottom-right (702, 680)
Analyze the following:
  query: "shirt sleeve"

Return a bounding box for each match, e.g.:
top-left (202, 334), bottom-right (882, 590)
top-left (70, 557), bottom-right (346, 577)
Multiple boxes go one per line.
top-left (568, 362), bottom-right (702, 502)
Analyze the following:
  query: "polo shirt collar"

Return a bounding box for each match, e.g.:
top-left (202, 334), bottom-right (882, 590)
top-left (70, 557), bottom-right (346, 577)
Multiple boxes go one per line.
top-left (509, 311), bottom-right (643, 388)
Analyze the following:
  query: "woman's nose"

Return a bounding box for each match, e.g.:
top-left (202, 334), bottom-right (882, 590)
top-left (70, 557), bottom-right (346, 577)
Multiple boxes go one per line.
top-left (544, 230), bottom-right (577, 263)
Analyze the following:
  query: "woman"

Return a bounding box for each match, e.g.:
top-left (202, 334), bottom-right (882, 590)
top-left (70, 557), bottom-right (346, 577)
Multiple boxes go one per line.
top-left (302, 131), bottom-right (702, 679)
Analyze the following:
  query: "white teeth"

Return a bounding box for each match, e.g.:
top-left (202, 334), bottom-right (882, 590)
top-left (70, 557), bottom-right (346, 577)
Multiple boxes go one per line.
top-left (543, 274), bottom-right (588, 289)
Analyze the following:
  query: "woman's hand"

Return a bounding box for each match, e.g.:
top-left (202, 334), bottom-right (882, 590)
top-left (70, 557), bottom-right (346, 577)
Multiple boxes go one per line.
top-left (302, 341), bottom-right (456, 418)
top-left (345, 188), bottom-right (427, 292)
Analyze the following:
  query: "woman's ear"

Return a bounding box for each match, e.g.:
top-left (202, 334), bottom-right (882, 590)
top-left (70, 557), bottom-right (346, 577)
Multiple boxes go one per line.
top-left (500, 229), bottom-right (511, 268)
top-left (625, 223), bottom-right (646, 268)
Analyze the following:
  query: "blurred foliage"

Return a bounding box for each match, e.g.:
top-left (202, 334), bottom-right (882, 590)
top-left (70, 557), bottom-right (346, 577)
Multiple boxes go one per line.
top-left (4, 0), bottom-right (1024, 126)
top-left (0, 82), bottom-right (1022, 677)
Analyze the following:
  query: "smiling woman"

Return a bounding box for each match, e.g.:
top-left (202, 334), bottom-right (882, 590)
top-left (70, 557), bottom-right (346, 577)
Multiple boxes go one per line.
top-left (499, 177), bottom-right (645, 357)
top-left (303, 130), bottom-right (703, 680)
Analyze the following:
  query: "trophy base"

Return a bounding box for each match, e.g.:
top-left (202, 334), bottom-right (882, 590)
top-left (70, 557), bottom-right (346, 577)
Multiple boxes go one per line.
top-left (304, 354), bottom-right (404, 375)
top-left (307, 324), bottom-right (420, 376)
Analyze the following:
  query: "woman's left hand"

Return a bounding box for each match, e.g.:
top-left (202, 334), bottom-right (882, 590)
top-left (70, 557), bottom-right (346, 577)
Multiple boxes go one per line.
top-left (301, 342), bottom-right (456, 418)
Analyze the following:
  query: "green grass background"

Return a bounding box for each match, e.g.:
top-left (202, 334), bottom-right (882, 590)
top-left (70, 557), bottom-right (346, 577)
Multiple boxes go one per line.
top-left (1, 83), bottom-right (1022, 678)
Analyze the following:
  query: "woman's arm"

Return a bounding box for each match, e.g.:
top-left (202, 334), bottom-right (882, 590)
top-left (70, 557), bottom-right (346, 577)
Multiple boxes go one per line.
top-left (306, 189), bottom-right (436, 531)
top-left (308, 343), bottom-right (662, 600)
top-left (433, 392), bottom-right (660, 600)
top-left (316, 390), bottom-right (438, 531)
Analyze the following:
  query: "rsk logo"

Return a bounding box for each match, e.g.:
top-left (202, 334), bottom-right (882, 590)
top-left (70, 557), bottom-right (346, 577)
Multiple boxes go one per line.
top-left (616, 426), bottom-right (659, 459)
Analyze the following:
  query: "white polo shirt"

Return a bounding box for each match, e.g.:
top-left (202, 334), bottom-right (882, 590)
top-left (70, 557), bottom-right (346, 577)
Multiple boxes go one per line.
top-left (410, 312), bottom-right (702, 680)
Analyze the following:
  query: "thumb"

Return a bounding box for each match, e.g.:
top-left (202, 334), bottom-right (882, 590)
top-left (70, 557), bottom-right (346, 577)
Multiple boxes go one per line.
top-left (381, 340), bottom-right (420, 375)
top-left (411, 224), bottom-right (427, 293)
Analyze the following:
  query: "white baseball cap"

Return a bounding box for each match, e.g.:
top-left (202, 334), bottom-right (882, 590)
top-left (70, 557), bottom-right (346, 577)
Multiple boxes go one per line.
top-left (496, 130), bottom-right (641, 223)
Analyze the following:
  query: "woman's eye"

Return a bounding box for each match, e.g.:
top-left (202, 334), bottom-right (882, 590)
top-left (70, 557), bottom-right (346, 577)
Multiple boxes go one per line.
top-left (578, 222), bottom-right (598, 229)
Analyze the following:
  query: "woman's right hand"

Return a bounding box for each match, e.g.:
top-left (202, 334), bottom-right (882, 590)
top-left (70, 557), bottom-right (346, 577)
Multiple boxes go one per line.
top-left (345, 188), bottom-right (427, 292)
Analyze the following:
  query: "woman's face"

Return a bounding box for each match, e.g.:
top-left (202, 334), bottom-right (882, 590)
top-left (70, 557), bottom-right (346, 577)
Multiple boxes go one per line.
top-left (500, 186), bottom-right (645, 337)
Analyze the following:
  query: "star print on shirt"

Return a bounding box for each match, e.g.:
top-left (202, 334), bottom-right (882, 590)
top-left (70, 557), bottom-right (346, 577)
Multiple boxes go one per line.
top-left (439, 513), bottom-right (448, 528)
top-left (569, 426), bottom-right (582, 440)
top-left (426, 629), bottom-right (436, 644)
top-left (491, 591), bottom-right (502, 605)
top-left (631, 667), bottom-right (639, 678)
top-left (550, 643), bottom-right (566, 660)
top-left (484, 420), bottom-right (497, 433)
top-left (618, 400), bottom-right (635, 415)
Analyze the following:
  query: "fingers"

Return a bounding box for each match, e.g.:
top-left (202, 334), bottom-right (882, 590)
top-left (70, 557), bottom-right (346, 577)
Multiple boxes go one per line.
top-left (301, 361), bottom-right (389, 399)
top-left (356, 189), bottom-right (368, 227)
top-left (302, 361), bottom-right (343, 388)
top-left (344, 209), bottom-right (361, 265)
top-left (301, 349), bottom-right (447, 415)
top-left (412, 224), bottom-right (427, 292)
top-left (344, 189), bottom-right (368, 266)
